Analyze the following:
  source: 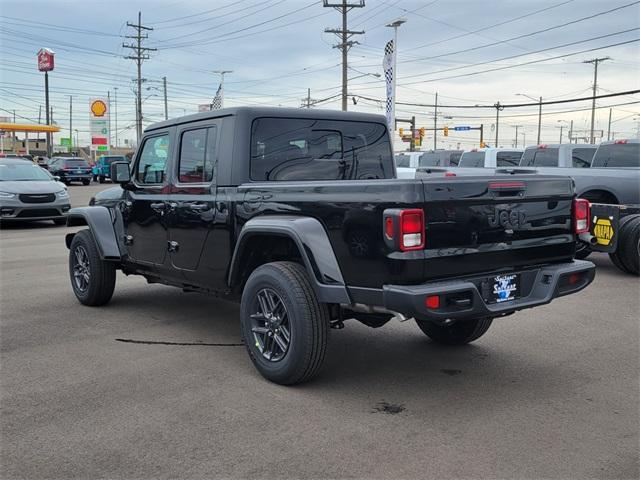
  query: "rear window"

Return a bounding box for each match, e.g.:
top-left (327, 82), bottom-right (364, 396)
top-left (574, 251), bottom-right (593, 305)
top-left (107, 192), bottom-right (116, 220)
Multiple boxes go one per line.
top-left (459, 152), bottom-right (485, 167)
top-left (395, 155), bottom-right (410, 168)
top-left (64, 160), bottom-right (89, 167)
top-left (520, 148), bottom-right (559, 167)
top-left (250, 118), bottom-right (393, 181)
top-left (496, 151), bottom-right (522, 167)
top-left (419, 152), bottom-right (442, 167)
top-left (591, 143), bottom-right (640, 168)
top-left (572, 148), bottom-right (595, 168)
top-left (449, 152), bottom-right (462, 166)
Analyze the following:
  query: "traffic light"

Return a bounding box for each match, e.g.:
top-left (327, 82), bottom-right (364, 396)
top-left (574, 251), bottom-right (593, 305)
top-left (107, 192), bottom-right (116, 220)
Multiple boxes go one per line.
top-left (419, 127), bottom-right (425, 138)
top-left (443, 126), bottom-right (449, 137)
top-left (398, 127), bottom-right (404, 137)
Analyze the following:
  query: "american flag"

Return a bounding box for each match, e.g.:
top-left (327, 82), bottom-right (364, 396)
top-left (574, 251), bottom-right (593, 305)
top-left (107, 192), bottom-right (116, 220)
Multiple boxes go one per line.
top-left (210, 83), bottom-right (223, 110)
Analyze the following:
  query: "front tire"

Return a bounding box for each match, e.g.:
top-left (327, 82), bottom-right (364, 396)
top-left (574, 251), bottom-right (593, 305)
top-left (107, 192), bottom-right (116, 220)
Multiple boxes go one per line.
top-left (82, 179), bottom-right (90, 186)
top-left (69, 229), bottom-right (116, 306)
top-left (415, 317), bottom-right (493, 345)
top-left (240, 261), bottom-right (329, 385)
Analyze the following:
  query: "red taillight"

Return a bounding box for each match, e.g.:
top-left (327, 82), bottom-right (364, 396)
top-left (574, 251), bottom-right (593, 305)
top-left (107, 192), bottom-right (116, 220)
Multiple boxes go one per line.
top-left (538, 144), bottom-right (548, 149)
top-left (385, 217), bottom-right (394, 239)
top-left (614, 139), bottom-right (628, 144)
top-left (425, 295), bottom-right (440, 309)
top-left (488, 181), bottom-right (525, 190)
top-left (444, 171), bottom-right (456, 177)
top-left (573, 198), bottom-right (590, 234)
top-left (400, 209), bottom-right (425, 251)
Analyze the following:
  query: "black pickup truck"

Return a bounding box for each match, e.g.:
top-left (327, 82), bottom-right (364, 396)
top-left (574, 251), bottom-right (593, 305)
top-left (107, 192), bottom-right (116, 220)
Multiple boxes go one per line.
top-left (65, 107), bottom-right (595, 385)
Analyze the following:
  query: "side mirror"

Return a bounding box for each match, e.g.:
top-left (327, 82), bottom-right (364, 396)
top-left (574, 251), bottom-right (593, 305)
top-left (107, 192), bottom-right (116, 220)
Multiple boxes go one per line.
top-left (110, 161), bottom-right (131, 184)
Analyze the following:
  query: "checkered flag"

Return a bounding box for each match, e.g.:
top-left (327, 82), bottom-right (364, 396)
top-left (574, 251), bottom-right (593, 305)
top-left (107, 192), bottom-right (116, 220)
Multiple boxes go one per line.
top-left (382, 39), bottom-right (395, 132)
top-left (210, 83), bottom-right (223, 110)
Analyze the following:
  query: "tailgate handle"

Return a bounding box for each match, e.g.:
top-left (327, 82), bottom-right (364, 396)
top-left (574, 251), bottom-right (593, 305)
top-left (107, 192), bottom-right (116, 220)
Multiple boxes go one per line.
top-left (488, 181), bottom-right (525, 197)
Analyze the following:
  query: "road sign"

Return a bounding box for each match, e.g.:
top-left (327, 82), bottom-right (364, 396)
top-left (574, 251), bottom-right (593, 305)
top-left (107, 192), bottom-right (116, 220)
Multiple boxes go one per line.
top-left (453, 126), bottom-right (471, 131)
top-left (37, 48), bottom-right (55, 72)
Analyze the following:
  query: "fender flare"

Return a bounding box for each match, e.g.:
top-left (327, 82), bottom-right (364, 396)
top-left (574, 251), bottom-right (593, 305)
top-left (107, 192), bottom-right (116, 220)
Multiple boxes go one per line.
top-left (228, 215), bottom-right (351, 304)
top-left (64, 206), bottom-right (122, 260)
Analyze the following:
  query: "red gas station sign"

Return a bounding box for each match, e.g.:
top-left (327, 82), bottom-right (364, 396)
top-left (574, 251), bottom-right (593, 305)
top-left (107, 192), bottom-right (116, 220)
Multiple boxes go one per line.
top-left (37, 48), bottom-right (55, 72)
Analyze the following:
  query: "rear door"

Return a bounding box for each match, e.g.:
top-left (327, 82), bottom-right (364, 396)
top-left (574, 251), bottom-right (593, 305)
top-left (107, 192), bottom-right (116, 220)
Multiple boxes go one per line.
top-left (167, 121), bottom-right (220, 274)
top-left (123, 132), bottom-right (172, 266)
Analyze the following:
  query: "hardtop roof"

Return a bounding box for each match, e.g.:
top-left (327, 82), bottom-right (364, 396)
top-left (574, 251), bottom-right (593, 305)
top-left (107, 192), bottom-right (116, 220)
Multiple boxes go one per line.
top-left (145, 106), bottom-right (388, 132)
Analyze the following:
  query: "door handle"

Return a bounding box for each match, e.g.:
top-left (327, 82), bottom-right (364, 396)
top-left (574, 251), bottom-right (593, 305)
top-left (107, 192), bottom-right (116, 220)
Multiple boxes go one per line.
top-left (189, 203), bottom-right (209, 211)
top-left (150, 202), bottom-right (166, 211)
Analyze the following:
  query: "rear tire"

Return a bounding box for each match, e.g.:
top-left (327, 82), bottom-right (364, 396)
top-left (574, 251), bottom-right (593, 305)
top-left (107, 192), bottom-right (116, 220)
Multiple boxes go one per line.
top-left (240, 261), bottom-right (329, 385)
top-left (69, 229), bottom-right (116, 306)
top-left (609, 215), bottom-right (638, 275)
top-left (617, 215), bottom-right (640, 275)
top-left (415, 317), bottom-right (493, 345)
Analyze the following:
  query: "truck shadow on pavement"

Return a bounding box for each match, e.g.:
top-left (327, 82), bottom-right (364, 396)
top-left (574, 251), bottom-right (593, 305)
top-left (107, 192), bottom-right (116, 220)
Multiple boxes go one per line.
top-left (106, 283), bottom-right (566, 408)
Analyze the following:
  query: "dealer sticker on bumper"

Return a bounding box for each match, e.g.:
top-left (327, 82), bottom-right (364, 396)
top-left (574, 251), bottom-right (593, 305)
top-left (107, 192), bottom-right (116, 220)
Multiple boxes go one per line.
top-left (492, 274), bottom-right (519, 303)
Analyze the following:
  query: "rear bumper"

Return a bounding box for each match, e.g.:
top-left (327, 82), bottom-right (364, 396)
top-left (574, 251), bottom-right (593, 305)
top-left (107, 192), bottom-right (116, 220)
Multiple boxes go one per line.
top-left (382, 260), bottom-right (595, 322)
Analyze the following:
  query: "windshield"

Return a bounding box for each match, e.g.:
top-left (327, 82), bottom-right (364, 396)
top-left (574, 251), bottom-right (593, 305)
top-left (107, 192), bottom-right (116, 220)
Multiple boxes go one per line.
top-left (419, 153), bottom-right (442, 167)
top-left (395, 155), bottom-right (411, 168)
top-left (64, 160), bottom-right (89, 167)
top-left (459, 152), bottom-right (485, 167)
top-left (0, 163), bottom-right (54, 181)
top-left (520, 148), bottom-right (559, 167)
top-left (101, 156), bottom-right (126, 164)
top-left (591, 144), bottom-right (640, 168)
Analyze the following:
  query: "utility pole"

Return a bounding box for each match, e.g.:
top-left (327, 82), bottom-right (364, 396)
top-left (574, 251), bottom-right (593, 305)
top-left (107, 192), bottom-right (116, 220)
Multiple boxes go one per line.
top-left (324, 0), bottom-right (365, 111)
top-left (306, 88), bottom-right (311, 108)
top-left (433, 92), bottom-right (438, 150)
top-left (606, 108), bottom-right (612, 141)
top-left (494, 102), bottom-right (503, 147)
top-left (68, 95), bottom-right (72, 152)
top-left (583, 57), bottom-right (610, 144)
top-left (114, 87), bottom-right (118, 148)
top-left (163, 76), bottom-right (168, 120)
top-left (123, 11), bottom-right (156, 144)
top-left (558, 125), bottom-right (563, 144)
top-left (513, 125), bottom-right (522, 147)
top-left (569, 119), bottom-right (574, 143)
top-left (536, 96), bottom-right (542, 144)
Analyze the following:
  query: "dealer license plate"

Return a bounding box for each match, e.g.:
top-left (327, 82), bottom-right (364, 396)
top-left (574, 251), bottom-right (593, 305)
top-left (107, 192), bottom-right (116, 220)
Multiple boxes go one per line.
top-left (490, 274), bottom-right (520, 303)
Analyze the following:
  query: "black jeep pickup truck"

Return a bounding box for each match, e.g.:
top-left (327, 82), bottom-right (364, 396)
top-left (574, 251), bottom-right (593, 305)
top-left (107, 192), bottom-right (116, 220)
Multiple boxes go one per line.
top-left (65, 107), bottom-right (595, 385)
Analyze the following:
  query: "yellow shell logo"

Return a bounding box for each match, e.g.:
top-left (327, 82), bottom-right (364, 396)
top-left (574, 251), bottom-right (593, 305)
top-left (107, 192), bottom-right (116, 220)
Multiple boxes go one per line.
top-left (593, 217), bottom-right (614, 246)
top-left (91, 100), bottom-right (107, 117)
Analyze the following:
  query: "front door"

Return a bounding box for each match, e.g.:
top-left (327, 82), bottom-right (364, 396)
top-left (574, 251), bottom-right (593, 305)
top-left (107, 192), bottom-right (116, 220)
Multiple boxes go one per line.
top-left (167, 123), bottom-right (219, 277)
top-left (123, 132), bottom-right (172, 266)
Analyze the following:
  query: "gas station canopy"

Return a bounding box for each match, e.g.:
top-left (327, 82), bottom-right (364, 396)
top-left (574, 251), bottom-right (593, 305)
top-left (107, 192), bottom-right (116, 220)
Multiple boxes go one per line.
top-left (0, 123), bottom-right (60, 133)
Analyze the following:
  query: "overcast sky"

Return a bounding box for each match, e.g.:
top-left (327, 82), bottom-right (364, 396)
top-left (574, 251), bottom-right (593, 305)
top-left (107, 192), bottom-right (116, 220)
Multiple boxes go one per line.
top-left (1, 0), bottom-right (639, 149)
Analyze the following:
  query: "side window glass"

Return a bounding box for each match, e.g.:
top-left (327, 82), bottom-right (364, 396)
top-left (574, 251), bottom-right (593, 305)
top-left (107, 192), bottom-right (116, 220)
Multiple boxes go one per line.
top-left (136, 134), bottom-right (170, 184)
top-left (178, 127), bottom-right (217, 183)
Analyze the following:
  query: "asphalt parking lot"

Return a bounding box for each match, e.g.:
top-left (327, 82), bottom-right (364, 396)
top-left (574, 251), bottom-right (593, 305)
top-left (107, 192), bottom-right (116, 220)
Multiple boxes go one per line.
top-left (1, 183), bottom-right (638, 479)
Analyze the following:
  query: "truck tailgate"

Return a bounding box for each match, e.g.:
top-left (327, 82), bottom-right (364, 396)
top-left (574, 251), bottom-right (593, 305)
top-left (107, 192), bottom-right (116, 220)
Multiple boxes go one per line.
top-left (421, 175), bottom-right (575, 281)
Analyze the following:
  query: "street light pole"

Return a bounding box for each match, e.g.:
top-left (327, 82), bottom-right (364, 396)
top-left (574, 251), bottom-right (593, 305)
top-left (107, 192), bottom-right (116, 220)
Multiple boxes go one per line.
top-left (114, 87), bottom-right (118, 148)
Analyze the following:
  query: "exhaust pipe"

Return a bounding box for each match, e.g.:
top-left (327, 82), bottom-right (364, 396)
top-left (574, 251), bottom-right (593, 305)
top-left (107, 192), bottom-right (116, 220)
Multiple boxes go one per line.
top-left (341, 303), bottom-right (409, 322)
top-left (578, 232), bottom-right (598, 245)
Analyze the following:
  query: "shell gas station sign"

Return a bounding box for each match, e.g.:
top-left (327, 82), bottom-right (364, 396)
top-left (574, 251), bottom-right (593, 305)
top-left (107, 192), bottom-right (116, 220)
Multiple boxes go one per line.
top-left (90, 98), bottom-right (110, 152)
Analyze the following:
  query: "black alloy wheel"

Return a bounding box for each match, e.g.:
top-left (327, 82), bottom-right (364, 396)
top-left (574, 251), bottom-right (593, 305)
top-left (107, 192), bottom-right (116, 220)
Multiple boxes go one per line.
top-left (250, 288), bottom-right (291, 362)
